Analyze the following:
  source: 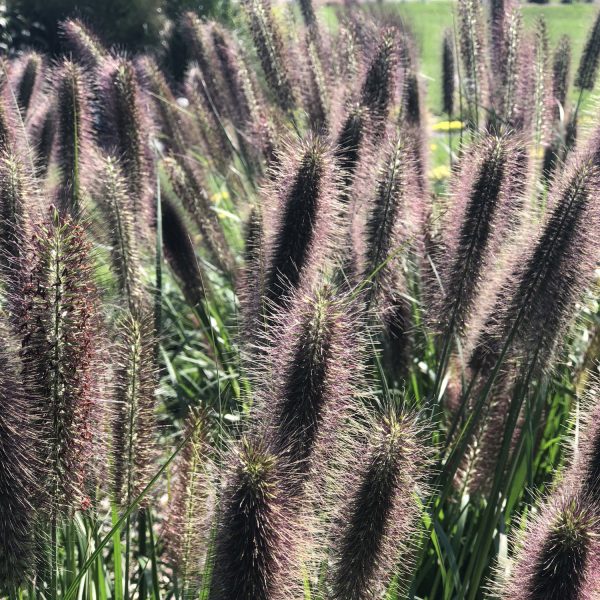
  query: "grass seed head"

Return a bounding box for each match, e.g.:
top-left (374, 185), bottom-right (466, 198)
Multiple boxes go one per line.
top-left (0, 151), bottom-right (30, 274)
top-left (470, 143), bottom-right (600, 373)
top-left (14, 52), bottom-right (43, 118)
top-left (335, 103), bottom-right (368, 196)
top-left (328, 408), bottom-right (427, 600)
top-left (263, 134), bottom-right (339, 309)
top-left (59, 19), bottom-right (106, 69)
top-left (553, 35), bottom-right (572, 114)
top-left (162, 155), bottom-right (234, 275)
top-left (362, 134), bottom-right (414, 303)
top-left (19, 209), bottom-right (104, 519)
top-left (26, 95), bottom-right (56, 178)
top-left (164, 408), bottom-right (214, 598)
top-left (575, 9), bottom-right (600, 91)
top-left (0, 321), bottom-right (37, 591)
top-left (54, 60), bottom-right (94, 217)
top-left (243, 0), bottom-right (296, 113)
top-left (442, 29), bottom-right (455, 116)
top-left (210, 24), bottom-right (255, 129)
top-left (441, 133), bottom-right (523, 337)
top-left (94, 155), bottom-right (143, 312)
top-left (457, 0), bottom-right (489, 127)
top-left (501, 493), bottom-right (600, 600)
top-left (210, 437), bottom-right (301, 600)
top-left (254, 285), bottom-right (364, 485)
top-left (161, 196), bottom-right (206, 310)
top-left (111, 309), bottom-right (158, 508)
top-left (99, 58), bottom-right (152, 224)
top-left (359, 28), bottom-right (398, 134)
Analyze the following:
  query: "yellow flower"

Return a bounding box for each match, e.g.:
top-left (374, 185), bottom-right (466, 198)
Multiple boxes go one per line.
top-left (211, 189), bottom-right (230, 204)
top-left (430, 165), bottom-right (451, 181)
top-left (430, 143), bottom-right (438, 151)
top-left (432, 120), bottom-right (464, 132)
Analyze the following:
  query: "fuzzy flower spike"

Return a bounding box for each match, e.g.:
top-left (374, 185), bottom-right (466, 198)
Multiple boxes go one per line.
top-left (263, 134), bottom-right (339, 310)
top-left (328, 407), bottom-right (427, 600)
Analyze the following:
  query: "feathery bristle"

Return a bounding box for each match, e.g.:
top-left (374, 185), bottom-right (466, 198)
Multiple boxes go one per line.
top-left (360, 28), bottom-right (398, 131)
top-left (26, 97), bottom-right (56, 178)
top-left (243, 0), bottom-right (296, 113)
top-left (494, 382), bottom-right (600, 596)
top-left (54, 60), bottom-right (92, 217)
top-left (210, 25), bottom-right (270, 168)
top-left (15, 53), bottom-right (43, 117)
top-left (138, 56), bottom-right (189, 156)
top-left (161, 197), bottom-right (206, 310)
top-left (259, 286), bottom-right (362, 479)
top-left (238, 205), bottom-right (265, 344)
top-left (244, 205), bottom-right (264, 272)
top-left (305, 34), bottom-right (329, 132)
top-left (544, 35), bottom-right (571, 176)
top-left (164, 409), bottom-right (213, 599)
top-left (359, 126), bottom-right (421, 346)
top-left (464, 376), bottom-right (521, 495)
top-left (575, 9), bottom-right (600, 91)
top-left (442, 29), bottom-right (455, 116)
top-left (210, 25), bottom-right (254, 129)
top-left (111, 310), bottom-right (157, 508)
top-left (329, 409), bottom-right (425, 600)
top-left (264, 135), bottom-right (338, 308)
top-left (363, 135), bottom-right (413, 300)
top-left (490, 0), bottom-right (509, 71)
top-left (0, 151), bottom-right (30, 275)
top-left (0, 321), bottom-right (36, 591)
top-left (471, 141), bottom-right (600, 372)
top-left (0, 68), bottom-right (16, 154)
top-left (530, 18), bottom-right (552, 149)
top-left (499, 6), bottom-right (522, 125)
top-left (566, 383), bottom-right (600, 500)
top-left (59, 19), bottom-right (106, 69)
top-left (209, 438), bottom-right (296, 600)
top-left (553, 35), bottom-right (572, 114)
top-left (335, 103), bottom-right (367, 196)
top-left (501, 493), bottom-right (600, 600)
top-left (441, 133), bottom-right (521, 336)
top-left (337, 23), bottom-right (360, 81)
top-left (99, 58), bottom-right (150, 222)
top-left (19, 209), bottom-right (102, 518)
top-left (95, 155), bottom-right (142, 311)
top-left (179, 13), bottom-right (225, 110)
top-left (457, 0), bottom-right (488, 126)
